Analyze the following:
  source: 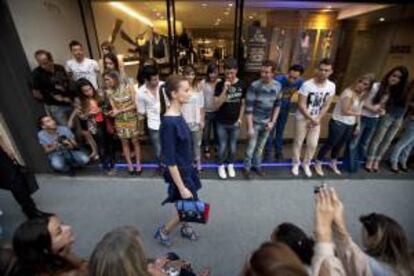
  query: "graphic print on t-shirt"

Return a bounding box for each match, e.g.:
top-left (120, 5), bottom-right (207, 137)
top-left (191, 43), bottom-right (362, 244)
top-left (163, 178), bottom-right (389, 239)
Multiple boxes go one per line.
top-left (306, 91), bottom-right (330, 117)
top-left (226, 85), bottom-right (243, 103)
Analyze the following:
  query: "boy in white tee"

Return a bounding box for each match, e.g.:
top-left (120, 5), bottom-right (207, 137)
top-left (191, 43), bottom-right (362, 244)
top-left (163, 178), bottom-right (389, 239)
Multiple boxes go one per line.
top-left (292, 59), bottom-right (335, 177)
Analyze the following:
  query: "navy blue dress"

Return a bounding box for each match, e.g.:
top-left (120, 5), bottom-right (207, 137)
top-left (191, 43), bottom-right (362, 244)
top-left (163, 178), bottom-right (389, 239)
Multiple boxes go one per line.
top-left (160, 115), bottom-right (201, 204)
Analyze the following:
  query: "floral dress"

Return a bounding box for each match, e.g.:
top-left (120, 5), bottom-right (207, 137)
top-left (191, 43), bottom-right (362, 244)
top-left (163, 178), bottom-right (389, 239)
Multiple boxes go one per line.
top-left (108, 85), bottom-right (139, 139)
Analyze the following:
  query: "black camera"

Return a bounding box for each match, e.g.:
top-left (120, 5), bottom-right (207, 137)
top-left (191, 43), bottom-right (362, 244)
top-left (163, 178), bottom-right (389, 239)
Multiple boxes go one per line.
top-left (57, 135), bottom-right (68, 144)
top-left (314, 183), bottom-right (327, 194)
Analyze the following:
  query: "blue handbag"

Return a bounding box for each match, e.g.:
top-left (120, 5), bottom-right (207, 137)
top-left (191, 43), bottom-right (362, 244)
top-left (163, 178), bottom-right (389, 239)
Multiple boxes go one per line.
top-left (175, 200), bottom-right (210, 224)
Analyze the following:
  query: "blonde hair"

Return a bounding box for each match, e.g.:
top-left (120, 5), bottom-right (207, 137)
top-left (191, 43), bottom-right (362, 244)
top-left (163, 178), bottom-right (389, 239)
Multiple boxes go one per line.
top-left (349, 73), bottom-right (376, 101)
top-left (89, 226), bottom-right (150, 276)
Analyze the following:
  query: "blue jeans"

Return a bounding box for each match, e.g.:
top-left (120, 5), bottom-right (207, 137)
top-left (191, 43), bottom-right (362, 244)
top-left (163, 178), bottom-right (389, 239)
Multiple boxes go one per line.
top-left (244, 124), bottom-right (270, 170)
top-left (202, 112), bottom-right (218, 150)
top-left (317, 119), bottom-right (353, 161)
top-left (389, 118), bottom-right (414, 166)
top-left (45, 105), bottom-right (73, 126)
top-left (148, 129), bottom-right (161, 164)
top-left (49, 150), bottom-right (89, 172)
top-left (344, 116), bottom-right (379, 172)
top-left (266, 99), bottom-right (290, 155)
top-left (216, 122), bottom-right (240, 164)
top-left (367, 114), bottom-right (403, 161)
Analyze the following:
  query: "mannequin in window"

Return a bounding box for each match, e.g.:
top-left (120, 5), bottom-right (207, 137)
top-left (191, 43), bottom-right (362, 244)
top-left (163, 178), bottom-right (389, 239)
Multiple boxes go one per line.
top-left (136, 31), bottom-right (151, 62)
top-left (152, 32), bottom-right (169, 65)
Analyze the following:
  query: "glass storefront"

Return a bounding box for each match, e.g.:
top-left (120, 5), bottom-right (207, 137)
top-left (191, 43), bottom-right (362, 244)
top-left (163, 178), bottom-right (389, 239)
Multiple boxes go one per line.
top-left (90, 1), bottom-right (413, 89)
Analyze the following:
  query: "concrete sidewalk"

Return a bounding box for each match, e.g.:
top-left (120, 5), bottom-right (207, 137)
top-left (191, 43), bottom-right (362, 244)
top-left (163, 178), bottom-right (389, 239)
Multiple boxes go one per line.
top-left (1, 175), bottom-right (413, 275)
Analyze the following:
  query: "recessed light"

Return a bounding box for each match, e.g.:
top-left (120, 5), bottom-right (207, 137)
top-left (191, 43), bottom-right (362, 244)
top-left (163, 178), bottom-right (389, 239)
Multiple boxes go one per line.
top-left (248, 15), bottom-right (253, 19)
top-left (202, 3), bottom-right (207, 7)
top-left (327, 5), bottom-right (332, 9)
top-left (228, 3), bottom-right (233, 7)
top-left (379, 17), bottom-right (385, 22)
top-left (224, 11), bottom-right (229, 15)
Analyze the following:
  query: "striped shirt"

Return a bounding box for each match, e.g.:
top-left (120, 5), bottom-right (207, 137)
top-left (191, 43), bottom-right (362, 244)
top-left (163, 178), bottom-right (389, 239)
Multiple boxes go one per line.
top-left (245, 79), bottom-right (282, 125)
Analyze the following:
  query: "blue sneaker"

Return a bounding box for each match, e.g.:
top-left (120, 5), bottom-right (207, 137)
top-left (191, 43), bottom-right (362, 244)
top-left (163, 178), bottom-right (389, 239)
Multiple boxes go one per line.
top-left (154, 226), bottom-right (172, 247)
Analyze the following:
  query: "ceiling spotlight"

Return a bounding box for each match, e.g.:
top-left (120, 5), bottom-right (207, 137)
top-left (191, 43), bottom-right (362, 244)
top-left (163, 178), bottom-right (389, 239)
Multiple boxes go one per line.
top-left (248, 15), bottom-right (253, 19)
top-left (379, 17), bottom-right (385, 22)
top-left (201, 3), bottom-right (207, 7)
top-left (228, 3), bottom-right (233, 7)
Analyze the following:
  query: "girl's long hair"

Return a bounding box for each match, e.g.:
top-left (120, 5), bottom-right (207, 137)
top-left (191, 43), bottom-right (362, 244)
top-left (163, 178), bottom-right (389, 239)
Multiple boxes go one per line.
top-left (360, 213), bottom-right (414, 275)
top-left (12, 215), bottom-right (76, 276)
top-left (89, 226), bottom-right (150, 276)
top-left (372, 66), bottom-right (409, 110)
top-left (76, 78), bottom-right (102, 114)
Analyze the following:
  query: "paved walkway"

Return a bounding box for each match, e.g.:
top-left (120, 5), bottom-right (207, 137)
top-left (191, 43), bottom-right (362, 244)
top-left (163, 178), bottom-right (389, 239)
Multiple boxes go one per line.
top-left (1, 175), bottom-right (413, 275)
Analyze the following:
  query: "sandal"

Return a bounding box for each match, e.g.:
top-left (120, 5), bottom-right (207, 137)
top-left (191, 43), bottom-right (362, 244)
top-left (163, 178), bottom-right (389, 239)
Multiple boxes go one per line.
top-left (180, 224), bottom-right (199, 241)
top-left (154, 226), bottom-right (172, 247)
top-left (136, 164), bottom-right (143, 175)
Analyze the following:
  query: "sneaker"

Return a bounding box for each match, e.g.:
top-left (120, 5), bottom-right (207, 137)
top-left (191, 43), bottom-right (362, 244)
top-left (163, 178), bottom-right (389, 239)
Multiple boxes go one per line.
top-left (227, 164), bottom-right (236, 178)
top-left (218, 164), bottom-right (227, 179)
top-left (303, 164), bottom-right (312, 178)
top-left (291, 164), bottom-right (299, 176)
top-left (314, 162), bottom-right (324, 176)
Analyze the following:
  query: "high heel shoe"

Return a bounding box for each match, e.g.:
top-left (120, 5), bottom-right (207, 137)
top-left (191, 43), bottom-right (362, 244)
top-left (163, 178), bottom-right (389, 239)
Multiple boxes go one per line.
top-left (364, 166), bottom-right (372, 173)
top-left (135, 166), bottom-right (143, 175)
top-left (390, 167), bottom-right (400, 173)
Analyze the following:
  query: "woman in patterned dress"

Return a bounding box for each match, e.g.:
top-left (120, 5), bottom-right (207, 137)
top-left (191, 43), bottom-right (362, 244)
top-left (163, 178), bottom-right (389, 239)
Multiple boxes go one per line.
top-left (103, 70), bottom-right (142, 175)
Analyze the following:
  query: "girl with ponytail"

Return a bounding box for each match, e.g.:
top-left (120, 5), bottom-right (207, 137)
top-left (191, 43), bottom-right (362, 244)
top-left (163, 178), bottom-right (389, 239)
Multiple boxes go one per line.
top-left (154, 75), bottom-right (203, 247)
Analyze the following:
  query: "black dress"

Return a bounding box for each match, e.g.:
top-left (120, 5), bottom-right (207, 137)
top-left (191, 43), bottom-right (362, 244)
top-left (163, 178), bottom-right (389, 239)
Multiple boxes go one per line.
top-left (160, 116), bottom-right (201, 204)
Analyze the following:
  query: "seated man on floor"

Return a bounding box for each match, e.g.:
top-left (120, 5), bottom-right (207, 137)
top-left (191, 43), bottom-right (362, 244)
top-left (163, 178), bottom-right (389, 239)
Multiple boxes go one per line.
top-left (38, 115), bottom-right (89, 174)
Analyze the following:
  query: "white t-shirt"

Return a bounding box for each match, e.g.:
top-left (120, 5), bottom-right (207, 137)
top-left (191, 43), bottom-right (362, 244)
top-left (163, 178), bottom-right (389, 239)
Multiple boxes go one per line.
top-left (295, 78), bottom-right (336, 119)
top-left (65, 58), bottom-right (100, 89)
top-left (181, 89), bottom-right (204, 126)
top-left (361, 82), bottom-right (381, 118)
top-left (199, 79), bottom-right (220, 113)
top-left (332, 88), bottom-right (363, 125)
top-left (135, 81), bottom-right (165, 130)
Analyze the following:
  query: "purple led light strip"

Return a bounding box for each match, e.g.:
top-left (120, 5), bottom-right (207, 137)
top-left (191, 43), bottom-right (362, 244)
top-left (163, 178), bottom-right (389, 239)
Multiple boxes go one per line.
top-left (114, 161), bottom-right (344, 169)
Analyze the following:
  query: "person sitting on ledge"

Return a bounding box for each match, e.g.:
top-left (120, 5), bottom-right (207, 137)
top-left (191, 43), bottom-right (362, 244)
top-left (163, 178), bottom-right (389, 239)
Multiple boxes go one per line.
top-left (37, 115), bottom-right (89, 174)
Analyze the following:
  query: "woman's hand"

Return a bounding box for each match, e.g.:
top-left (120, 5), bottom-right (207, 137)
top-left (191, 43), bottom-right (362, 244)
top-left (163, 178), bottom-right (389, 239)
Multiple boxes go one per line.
top-left (179, 187), bottom-right (193, 199)
top-left (247, 127), bottom-right (255, 138)
top-left (330, 188), bottom-right (348, 237)
top-left (109, 109), bottom-right (120, 117)
top-left (314, 188), bottom-right (336, 243)
top-left (353, 125), bottom-right (361, 136)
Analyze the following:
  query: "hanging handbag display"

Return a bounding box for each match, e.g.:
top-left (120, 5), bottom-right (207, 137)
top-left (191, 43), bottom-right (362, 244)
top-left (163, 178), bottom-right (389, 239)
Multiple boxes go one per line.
top-left (175, 199), bottom-right (210, 224)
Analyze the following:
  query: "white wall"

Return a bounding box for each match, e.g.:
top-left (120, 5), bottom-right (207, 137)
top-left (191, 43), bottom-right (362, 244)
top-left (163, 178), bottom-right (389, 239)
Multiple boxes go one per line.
top-left (7, 0), bottom-right (89, 68)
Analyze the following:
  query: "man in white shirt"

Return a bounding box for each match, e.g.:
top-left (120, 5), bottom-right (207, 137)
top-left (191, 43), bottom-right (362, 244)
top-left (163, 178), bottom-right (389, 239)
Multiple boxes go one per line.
top-left (292, 58), bottom-right (336, 177)
top-left (65, 40), bottom-right (100, 89)
top-left (135, 65), bottom-right (165, 172)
